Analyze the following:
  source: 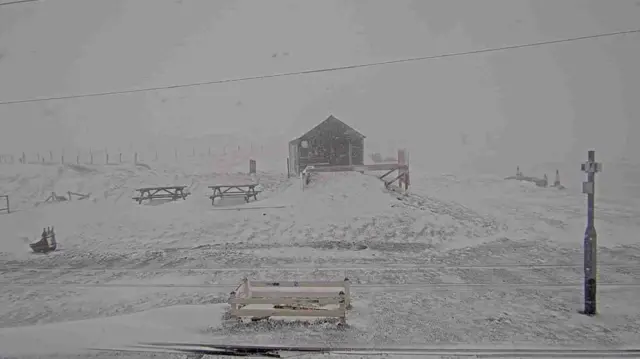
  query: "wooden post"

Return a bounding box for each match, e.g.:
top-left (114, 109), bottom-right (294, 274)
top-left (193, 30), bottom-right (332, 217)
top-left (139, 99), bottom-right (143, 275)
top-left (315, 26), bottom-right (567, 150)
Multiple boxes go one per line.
top-left (580, 150), bottom-right (601, 316)
top-left (249, 159), bottom-right (256, 174)
top-left (287, 157), bottom-right (290, 178)
top-left (134, 152), bottom-right (138, 164)
top-left (1, 195), bottom-right (9, 214)
top-left (344, 278), bottom-right (351, 309)
top-left (554, 169), bottom-right (561, 187)
top-left (338, 291), bottom-right (347, 325)
top-left (76, 154), bottom-right (80, 164)
top-left (229, 291), bottom-right (237, 313)
top-left (398, 149), bottom-right (406, 189)
top-left (242, 277), bottom-right (250, 297)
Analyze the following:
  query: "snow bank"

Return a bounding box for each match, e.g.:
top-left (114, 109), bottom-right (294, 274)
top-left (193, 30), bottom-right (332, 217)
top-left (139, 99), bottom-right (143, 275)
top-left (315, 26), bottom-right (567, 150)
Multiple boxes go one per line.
top-left (0, 304), bottom-right (227, 357)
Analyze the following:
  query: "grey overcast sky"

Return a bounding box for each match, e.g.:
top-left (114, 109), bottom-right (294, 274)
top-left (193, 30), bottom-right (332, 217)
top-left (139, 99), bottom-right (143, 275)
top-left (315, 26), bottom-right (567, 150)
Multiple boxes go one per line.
top-left (0, 0), bottom-right (639, 172)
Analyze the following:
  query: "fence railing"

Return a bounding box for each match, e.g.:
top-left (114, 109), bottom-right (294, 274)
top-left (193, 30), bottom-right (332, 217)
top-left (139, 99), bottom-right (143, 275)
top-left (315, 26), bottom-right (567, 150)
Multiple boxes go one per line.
top-left (0, 145), bottom-right (268, 166)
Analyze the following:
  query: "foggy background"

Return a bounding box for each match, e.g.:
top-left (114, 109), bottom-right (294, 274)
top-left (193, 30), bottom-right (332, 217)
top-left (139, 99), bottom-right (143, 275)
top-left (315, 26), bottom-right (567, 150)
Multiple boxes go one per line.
top-left (0, 0), bottom-right (638, 176)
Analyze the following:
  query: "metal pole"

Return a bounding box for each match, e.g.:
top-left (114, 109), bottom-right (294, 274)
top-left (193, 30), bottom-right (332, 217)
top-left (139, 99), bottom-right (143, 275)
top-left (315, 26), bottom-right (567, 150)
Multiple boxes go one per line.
top-left (580, 150), bottom-right (601, 316)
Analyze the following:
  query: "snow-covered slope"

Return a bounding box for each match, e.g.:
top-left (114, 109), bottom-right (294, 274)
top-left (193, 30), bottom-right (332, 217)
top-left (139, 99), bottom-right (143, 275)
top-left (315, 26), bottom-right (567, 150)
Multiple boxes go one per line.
top-left (1, 161), bottom-right (640, 357)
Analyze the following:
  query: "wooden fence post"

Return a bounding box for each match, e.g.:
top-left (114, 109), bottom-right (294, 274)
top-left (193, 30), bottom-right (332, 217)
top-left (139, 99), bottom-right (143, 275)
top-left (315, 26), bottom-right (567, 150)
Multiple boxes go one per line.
top-left (1, 195), bottom-right (10, 214)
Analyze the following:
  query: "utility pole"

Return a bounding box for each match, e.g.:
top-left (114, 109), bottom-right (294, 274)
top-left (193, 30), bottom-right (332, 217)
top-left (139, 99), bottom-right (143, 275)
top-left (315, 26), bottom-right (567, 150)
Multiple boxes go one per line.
top-left (580, 150), bottom-right (601, 316)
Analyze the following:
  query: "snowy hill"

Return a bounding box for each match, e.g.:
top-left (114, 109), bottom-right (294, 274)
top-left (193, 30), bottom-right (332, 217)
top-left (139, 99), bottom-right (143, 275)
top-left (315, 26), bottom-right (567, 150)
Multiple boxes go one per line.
top-left (1, 163), bottom-right (640, 357)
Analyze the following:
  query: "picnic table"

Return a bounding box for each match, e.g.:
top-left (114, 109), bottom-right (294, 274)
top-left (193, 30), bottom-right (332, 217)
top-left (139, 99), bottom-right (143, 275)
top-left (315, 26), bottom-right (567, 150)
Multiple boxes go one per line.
top-left (208, 184), bottom-right (261, 205)
top-left (133, 186), bottom-right (189, 204)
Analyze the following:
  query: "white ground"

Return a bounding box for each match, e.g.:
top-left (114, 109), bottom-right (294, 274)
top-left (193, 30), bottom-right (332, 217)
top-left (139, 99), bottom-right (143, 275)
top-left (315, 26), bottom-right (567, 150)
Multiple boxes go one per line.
top-left (1, 156), bottom-right (639, 359)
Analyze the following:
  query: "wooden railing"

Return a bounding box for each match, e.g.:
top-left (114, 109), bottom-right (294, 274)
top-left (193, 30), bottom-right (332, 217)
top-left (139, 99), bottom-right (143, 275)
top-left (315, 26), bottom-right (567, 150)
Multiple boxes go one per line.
top-left (229, 278), bottom-right (351, 325)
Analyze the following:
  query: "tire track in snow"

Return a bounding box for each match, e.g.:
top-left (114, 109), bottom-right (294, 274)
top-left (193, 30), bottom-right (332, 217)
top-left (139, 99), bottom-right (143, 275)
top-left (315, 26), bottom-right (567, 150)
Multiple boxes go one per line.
top-left (2, 262), bottom-right (638, 272)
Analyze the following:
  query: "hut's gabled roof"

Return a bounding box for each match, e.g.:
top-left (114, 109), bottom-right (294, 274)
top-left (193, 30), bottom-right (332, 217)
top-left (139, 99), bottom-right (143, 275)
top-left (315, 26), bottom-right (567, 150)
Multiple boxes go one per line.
top-left (290, 115), bottom-right (365, 144)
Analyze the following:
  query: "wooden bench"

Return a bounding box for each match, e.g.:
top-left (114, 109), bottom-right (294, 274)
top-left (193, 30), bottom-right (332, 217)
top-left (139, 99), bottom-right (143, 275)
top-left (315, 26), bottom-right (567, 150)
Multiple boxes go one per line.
top-left (133, 186), bottom-right (189, 204)
top-left (229, 278), bottom-right (351, 325)
top-left (208, 184), bottom-right (261, 205)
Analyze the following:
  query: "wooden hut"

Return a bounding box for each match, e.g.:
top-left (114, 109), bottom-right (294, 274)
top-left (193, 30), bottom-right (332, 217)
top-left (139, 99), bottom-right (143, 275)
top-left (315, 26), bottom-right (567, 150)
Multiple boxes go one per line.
top-left (288, 115), bottom-right (365, 176)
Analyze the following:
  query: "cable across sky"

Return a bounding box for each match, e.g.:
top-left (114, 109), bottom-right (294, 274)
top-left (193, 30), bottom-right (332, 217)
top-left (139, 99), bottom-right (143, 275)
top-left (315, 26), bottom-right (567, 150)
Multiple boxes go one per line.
top-left (0, 28), bottom-right (638, 106)
top-left (0, 0), bottom-right (39, 7)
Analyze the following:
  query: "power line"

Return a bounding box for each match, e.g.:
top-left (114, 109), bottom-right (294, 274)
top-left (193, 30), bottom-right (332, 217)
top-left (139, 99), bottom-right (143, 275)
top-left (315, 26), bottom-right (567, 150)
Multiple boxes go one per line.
top-left (1, 28), bottom-right (638, 106)
top-left (0, 0), bottom-right (39, 7)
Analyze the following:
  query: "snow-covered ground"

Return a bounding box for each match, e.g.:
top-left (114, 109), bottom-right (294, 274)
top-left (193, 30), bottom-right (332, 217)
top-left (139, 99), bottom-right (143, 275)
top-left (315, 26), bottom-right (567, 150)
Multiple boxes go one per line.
top-left (1, 0), bottom-right (639, 357)
top-left (1, 155), bottom-right (639, 359)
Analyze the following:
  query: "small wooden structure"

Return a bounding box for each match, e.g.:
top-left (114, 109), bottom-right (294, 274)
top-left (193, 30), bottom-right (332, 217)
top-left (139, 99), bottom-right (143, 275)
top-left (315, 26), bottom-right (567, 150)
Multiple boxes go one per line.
top-left (505, 166), bottom-right (549, 188)
top-left (228, 278), bottom-right (351, 325)
top-left (0, 195), bottom-right (9, 214)
top-left (208, 184), bottom-right (260, 205)
top-left (30, 227), bottom-right (57, 254)
top-left (67, 191), bottom-right (91, 201)
top-left (288, 115), bottom-right (365, 176)
top-left (132, 186), bottom-right (189, 204)
top-left (37, 191), bottom-right (90, 206)
top-left (43, 192), bottom-right (69, 204)
top-left (249, 159), bottom-right (256, 174)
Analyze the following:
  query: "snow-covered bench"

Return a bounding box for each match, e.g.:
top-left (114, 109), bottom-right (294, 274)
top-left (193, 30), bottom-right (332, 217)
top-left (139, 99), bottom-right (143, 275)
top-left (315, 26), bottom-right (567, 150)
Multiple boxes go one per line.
top-left (228, 278), bottom-right (351, 325)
